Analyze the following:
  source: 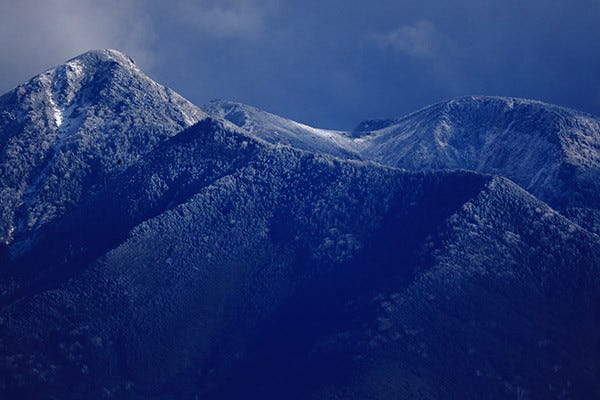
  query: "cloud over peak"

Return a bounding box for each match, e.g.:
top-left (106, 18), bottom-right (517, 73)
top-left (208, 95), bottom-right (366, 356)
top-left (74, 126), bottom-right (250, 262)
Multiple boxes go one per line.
top-left (176, 0), bottom-right (272, 39)
top-left (372, 20), bottom-right (444, 59)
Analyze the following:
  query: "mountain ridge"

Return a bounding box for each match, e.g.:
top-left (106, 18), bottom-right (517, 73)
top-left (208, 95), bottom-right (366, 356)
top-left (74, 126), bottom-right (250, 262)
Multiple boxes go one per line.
top-left (202, 95), bottom-right (600, 211)
top-left (202, 99), bottom-right (362, 159)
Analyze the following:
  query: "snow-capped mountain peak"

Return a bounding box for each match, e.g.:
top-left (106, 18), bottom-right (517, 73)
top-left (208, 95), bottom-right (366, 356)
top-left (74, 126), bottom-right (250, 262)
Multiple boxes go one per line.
top-left (0, 49), bottom-right (205, 244)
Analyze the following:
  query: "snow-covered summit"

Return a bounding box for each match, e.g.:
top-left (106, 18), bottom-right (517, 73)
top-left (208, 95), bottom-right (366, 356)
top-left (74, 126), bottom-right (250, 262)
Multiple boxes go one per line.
top-left (0, 49), bottom-right (205, 244)
top-left (358, 95), bottom-right (600, 209)
top-left (67, 48), bottom-right (138, 68)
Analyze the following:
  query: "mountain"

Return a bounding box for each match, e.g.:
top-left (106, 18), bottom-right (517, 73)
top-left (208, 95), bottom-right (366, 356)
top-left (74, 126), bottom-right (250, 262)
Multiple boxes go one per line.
top-left (1, 118), bottom-right (599, 399)
top-left (203, 96), bottom-right (600, 212)
top-left (357, 96), bottom-right (600, 211)
top-left (0, 51), bottom-right (599, 399)
top-left (0, 49), bottom-right (204, 246)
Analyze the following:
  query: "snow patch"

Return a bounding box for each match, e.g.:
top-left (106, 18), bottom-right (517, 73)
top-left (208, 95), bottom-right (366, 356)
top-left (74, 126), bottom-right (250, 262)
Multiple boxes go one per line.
top-left (53, 101), bottom-right (63, 127)
top-left (290, 120), bottom-right (345, 139)
top-left (46, 89), bottom-right (63, 128)
top-left (181, 107), bottom-right (201, 127)
top-left (66, 60), bottom-right (84, 79)
top-left (41, 74), bottom-right (63, 128)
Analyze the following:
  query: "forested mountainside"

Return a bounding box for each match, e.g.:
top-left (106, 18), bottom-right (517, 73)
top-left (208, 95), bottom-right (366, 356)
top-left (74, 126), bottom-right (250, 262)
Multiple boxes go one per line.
top-left (0, 50), bottom-right (599, 399)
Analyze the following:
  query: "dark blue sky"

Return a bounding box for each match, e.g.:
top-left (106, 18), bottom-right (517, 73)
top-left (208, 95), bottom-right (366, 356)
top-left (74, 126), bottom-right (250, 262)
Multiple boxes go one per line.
top-left (1, 0), bottom-right (599, 129)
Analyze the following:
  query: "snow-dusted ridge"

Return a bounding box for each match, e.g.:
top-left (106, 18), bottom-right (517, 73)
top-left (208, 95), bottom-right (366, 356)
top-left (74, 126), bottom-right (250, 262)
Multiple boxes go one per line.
top-left (1, 49), bottom-right (599, 245)
top-left (202, 99), bottom-right (363, 159)
top-left (203, 96), bottom-right (600, 211)
top-left (358, 95), bottom-right (600, 209)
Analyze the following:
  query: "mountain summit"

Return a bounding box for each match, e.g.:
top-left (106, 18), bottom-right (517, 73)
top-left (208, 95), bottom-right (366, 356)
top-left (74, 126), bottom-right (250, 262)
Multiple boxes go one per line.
top-left (358, 96), bottom-right (600, 210)
top-left (0, 49), bottom-right (204, 244)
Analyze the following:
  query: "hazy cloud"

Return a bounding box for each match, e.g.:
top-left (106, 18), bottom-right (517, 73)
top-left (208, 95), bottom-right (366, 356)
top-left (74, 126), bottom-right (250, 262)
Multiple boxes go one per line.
top-left (372, 21), bottom-right (445, 59)
top-left (0, 0), bottom-right (154, 92)
top-left (175, 0), bottom-right (272, 39)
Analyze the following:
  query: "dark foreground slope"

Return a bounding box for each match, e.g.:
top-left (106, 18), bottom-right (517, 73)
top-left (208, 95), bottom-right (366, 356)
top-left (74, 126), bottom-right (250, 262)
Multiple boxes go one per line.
top-left (0, 117), bottom-right (598, 399)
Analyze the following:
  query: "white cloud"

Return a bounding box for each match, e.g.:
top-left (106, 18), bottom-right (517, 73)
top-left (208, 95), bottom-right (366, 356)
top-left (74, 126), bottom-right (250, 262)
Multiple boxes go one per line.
top-left (372, 20), bottom-right (443, 58)
top-left (0, 0), bottom-right (278, 94)
top-left (175, 0), bottom-right (273, 39)
top-left (0, 0), bottom-right (155, 92)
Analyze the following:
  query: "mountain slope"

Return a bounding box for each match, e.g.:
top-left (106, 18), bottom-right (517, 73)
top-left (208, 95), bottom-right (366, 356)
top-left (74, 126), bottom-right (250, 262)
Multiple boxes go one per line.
top-left (1, 117), bottom-right (599, 399)
top-left (203, 99), bottom-right (361, 159)
top-left (0, 52), bottom-right (599, 400)
top-left (0, 49), bottom-right (204, 245)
